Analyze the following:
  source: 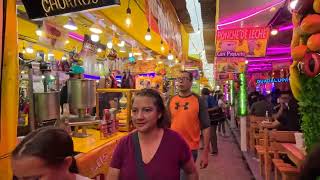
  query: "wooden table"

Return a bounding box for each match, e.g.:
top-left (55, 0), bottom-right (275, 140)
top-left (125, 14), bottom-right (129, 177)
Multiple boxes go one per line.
top-left (281, 143), bottom-right (306, 168)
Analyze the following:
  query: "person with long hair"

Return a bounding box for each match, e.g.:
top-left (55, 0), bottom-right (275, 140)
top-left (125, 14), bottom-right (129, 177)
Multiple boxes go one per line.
top-left (11, 127), bottom-right (90, 180)
top-left (107, 89), bottom-right (198, 180)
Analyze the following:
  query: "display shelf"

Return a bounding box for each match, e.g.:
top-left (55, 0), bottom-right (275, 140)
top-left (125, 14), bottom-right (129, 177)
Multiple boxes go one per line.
top-left (96, 88), bottom-right (138, 132)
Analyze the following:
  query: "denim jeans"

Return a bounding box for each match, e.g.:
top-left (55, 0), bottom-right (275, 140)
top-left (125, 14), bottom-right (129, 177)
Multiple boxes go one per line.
top-left (180, 150), bottom-right (198, 180)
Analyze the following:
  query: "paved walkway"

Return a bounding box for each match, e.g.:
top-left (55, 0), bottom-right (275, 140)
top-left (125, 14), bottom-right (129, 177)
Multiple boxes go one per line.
top-left (197, 125), bottom-right (254, 180)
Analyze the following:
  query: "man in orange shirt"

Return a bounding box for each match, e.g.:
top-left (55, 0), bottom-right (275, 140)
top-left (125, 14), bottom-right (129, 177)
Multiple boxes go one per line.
top-left (169, 71), bottom-right (210, 170)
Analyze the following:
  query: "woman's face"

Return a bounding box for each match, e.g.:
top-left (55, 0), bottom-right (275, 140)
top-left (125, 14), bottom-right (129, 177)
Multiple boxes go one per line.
top-left (131, 96), bottom-right (162, 133)
top-left (12, 156), bottom-right (70, 180)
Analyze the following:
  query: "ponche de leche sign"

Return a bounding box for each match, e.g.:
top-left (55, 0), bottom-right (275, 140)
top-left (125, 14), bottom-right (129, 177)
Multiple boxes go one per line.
top-left (22, 0), bottom-right (120, 20)
top-left (216, 27), bottom-right (270, 58)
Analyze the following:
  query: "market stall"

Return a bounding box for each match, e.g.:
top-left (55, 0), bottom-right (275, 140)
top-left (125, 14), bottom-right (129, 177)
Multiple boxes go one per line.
top-left (0, 0), bottom-right (191, 178)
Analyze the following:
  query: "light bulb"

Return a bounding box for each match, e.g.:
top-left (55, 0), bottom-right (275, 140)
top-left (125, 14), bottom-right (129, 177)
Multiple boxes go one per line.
top-left (91, 34), bottom-right (100, 42)
top-left (125, 8), bottom-right (132, 27)
top-left (107, 41), bottom-right (113, 49)
top-left (97, 48), bottom-right (102, 53)
top-left (129, 52), bottom-right (133, 57)
top-left (145, 27), bottom-right (151, 41)
top-left (26, 46), bottom-right (34, 54)
top-left (161, 45), bottom-right (165, 52)
top-left (89, 23), bottom-right (103, 34)
top-left (63, 18), bottom-right (78, 31)
top-left (65, 40), bottom-right (70, 44)
top-left (160, 40), bottom-right (165, 51)
top-left (118, 40), bottom-right (125, 47)
top-left (36, 27), bottom-right (42, 36)
top-left (269, 7), bottom-right (276, 12)
top-left (48, 53), bottom-right (54, 57)
top-left (168, 51), bottom-right (174, 60)
top-left (271, 29), bottom-right (278, 36)
top-left (245, 60), bottom-right (248, 64)
top-left (289, 0), bottom-right (298, 10)
top-left (175, 59), bottom-right (179, 64)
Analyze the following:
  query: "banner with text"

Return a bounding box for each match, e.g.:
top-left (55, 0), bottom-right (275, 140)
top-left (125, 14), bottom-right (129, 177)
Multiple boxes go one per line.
top-left (216, 27), bottom-right (270, 57)
top-left (22, 0), bottom-right (120, 20)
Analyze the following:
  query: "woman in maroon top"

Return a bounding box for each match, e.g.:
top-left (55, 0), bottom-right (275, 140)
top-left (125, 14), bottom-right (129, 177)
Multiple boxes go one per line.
top-left (107, 89), bottom-right (198, 180)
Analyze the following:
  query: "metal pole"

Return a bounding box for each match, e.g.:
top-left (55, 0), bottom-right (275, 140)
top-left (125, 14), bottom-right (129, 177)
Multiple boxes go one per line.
top-left (28, 68), bottom-right (35, 131)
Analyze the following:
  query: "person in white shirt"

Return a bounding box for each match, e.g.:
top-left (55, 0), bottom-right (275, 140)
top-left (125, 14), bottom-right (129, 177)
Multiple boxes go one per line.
top-left (217, 93), bottom-right (227, 136)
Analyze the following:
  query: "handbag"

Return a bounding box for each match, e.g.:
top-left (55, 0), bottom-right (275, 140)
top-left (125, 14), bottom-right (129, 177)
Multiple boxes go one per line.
top-left (209, 107), bottom-right (225, 123)
top-left (132, 132), bottom-right (147, 180)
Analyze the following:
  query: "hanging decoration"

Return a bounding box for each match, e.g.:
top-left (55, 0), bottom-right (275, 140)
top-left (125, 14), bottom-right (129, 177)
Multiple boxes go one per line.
top-left (289, 0), bottom-right (320, 152)
top-left (238, 73), bottom-right (247, 116)
top-left (229, 80), bottom-right (235, 106)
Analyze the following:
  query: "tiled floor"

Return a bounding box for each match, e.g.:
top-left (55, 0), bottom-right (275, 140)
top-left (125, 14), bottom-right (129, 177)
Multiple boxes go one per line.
top-left (197, 126), bottom-right (254, 180)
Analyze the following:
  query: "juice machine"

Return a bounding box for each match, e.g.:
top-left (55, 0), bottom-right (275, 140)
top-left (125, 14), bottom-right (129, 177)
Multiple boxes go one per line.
top-left (64, 79), bottom-right (100, 137)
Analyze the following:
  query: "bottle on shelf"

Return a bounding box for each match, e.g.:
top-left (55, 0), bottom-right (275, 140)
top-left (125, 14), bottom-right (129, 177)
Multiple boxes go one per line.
top-left (100, 109), bottom-right (110, 139)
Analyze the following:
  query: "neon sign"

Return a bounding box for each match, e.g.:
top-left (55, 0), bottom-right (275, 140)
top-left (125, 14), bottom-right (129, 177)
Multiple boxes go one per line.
top-left (256, 77), bottom-right (289, 84)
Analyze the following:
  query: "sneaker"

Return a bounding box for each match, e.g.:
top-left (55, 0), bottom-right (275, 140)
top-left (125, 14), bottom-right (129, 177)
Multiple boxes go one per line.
top-left (210, 152), bottom-right (218, 156)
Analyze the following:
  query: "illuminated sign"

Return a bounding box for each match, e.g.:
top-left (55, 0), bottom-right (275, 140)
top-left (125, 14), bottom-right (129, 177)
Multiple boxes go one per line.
top-left (22, 0), bottom-right (120, 20)
top-left (256, 78), bottom-right (289, 84)
top-left (216, 27), bottom-right (270, 57)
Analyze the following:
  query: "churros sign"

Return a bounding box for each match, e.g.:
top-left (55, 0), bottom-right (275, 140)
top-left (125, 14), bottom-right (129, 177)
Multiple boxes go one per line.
top-left (22, 0), bottom-right (120, 20)
top-left (216, 27), bottom-right (270, 57)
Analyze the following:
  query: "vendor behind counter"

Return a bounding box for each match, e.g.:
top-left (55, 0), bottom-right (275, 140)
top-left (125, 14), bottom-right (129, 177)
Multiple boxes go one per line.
top-left (98, 75), bottom-right (122, 119)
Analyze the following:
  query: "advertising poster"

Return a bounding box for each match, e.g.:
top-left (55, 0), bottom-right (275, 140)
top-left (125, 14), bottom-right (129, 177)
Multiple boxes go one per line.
top-left (216, 27), bottom-right (270, 57)
top-left (215, 57), bottom-right (246, 74)
top-left (39, 21), bottom-right (68, 49)
top-left (185, 69), bottom-right (200, 95)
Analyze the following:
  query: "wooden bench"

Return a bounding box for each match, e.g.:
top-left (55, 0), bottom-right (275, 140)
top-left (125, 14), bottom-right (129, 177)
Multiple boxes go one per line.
top-left (268, 130), bottom-right (299, 180)
top-left (249, 116), bottom-right (265, 152)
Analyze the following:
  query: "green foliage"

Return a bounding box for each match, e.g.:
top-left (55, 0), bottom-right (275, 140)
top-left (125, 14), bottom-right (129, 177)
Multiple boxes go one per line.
top-left (299, 74), bottom-right (320, 152)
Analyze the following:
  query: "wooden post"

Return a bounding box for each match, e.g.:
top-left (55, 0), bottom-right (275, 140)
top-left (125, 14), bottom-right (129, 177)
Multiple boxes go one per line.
top-left (0, 0), bottom-right (19, 178)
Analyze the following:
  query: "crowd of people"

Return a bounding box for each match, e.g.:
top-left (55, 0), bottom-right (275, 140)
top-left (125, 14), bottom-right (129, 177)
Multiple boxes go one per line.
top-left (248, 90), bottom-right (301, 132)
top-left (12, 72), bottom-right (319, 180)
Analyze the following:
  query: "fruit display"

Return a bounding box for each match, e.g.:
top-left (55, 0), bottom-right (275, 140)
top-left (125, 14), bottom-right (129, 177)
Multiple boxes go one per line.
top-left (289, 0), bottom-right (320, 100)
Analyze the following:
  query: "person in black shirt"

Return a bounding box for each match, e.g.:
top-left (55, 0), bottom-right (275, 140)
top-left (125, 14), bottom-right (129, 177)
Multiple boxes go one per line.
top-left (261, 91), bottom-right (301, 131)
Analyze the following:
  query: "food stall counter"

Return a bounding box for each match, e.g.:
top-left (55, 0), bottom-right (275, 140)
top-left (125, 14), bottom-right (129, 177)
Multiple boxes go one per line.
top-left (72, 129), bottom-right (127, 153)
top-left (74, 129), bottom-right (128, 178)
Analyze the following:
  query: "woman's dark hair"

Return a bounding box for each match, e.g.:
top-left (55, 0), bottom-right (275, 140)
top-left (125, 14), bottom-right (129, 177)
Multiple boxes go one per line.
top-left (133, 89), bottom-right (170, 128)
top-left (201, 88), bottom-right (210, 96)
top-left (12, 127), bottom-right (78, 173)
top-left (300, 143), bottom-right (320, 180)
